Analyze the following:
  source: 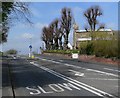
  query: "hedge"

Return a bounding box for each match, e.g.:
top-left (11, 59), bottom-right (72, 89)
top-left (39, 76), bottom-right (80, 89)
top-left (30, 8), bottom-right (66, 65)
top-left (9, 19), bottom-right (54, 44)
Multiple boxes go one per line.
top-left (79, 32), bottom-right (119, 59)
top-left (43, 49), bottom-right (79, 54)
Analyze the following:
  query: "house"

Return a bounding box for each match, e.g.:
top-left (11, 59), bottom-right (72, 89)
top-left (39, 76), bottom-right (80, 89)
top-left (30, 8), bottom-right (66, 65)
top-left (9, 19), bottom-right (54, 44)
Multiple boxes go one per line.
top-left (73, 25), bottom-right (114, 49)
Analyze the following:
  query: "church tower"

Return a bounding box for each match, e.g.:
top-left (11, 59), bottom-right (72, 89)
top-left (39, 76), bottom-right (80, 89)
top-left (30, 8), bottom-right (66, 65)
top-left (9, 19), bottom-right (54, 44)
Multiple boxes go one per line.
top-left (73, 18), bottom-right (79, 49)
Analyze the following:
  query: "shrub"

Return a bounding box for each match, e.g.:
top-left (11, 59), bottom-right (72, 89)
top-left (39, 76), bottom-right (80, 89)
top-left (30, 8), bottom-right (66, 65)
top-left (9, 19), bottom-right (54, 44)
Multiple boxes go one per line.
top-left (78, 32), bottom-right (118, 58)
top-left (79, 41), bottom-right (94, 55)
top-left (43, 49), bottom-right (79, 54)
top-left (5, 49), bottom-right (18, 55)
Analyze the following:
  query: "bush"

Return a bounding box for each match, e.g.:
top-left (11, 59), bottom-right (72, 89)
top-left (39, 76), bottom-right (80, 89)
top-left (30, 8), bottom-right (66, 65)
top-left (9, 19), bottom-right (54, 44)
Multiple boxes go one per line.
top-left (79, 41), bottom-right (94, 55)
top-left (44, 49), bottom-right (79, 54)
top-left (5, 49), bottom-right (18, 55)
top-left (93, 38), bottom-right (118, 58)
top-left (0, 51), bottom-right (3, 56)
top-left (78, 32), bottom-right (119, 59)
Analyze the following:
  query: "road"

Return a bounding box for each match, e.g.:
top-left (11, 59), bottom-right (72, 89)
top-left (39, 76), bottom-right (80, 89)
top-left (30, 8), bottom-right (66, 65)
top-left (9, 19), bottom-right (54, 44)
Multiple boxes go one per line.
top-left (2, 54), bottom-right (119, 97)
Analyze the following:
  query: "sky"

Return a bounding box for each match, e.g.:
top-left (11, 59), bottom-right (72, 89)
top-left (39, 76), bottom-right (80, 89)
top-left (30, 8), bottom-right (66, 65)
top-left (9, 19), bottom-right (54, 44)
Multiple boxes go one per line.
top-left (1, 1), bottom-right (118, 54)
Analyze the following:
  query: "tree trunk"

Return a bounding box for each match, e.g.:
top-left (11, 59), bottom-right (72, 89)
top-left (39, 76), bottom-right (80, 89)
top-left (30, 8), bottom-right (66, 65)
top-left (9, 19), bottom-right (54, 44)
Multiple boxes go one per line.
top-left (63, 34), bottom-right (68, 50)
top-left (59, 37), bottom-right (63, 50)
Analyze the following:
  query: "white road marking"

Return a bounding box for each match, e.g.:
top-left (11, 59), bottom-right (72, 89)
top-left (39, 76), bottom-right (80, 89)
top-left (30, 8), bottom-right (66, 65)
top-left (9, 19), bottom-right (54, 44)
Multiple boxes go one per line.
top-left (12, 56), bottom-right (16, 59)
top-left (85, 69), bottom-right (118, 77)
top-left (26, 87), bottom-right (41, 95)
top-left (38, 86), bottom-right (53, 94)
top-left (59, 60), bottom-right (63, 62)
top-left (38, 58), bottom-right (119, 78)
top-left (104, 68), bottom-right (120, 73)
top-left (48, 84), bottom-right (64, 92)
top-left (26, 82), bottom-right (82, 95)
top-left (65, 64), bottom-right (82, 68)
top-left (84, 78), bottom-right (119, 81)
top-left (58, 83), bottom-right (81, 91)
top-left (30, 62), bottom-right (116, 98)
top-left (69, 70), bottom-right (84, 77)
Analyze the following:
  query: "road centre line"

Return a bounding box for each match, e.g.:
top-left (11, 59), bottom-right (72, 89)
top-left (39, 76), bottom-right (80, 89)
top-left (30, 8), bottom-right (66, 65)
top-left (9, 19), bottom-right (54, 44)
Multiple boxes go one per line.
top-left (104, 68), bottom-right (120, 73)
top-left (38, 58), bottom-right (119, 78)
top-left (30, 61), bottom-right (116, 98)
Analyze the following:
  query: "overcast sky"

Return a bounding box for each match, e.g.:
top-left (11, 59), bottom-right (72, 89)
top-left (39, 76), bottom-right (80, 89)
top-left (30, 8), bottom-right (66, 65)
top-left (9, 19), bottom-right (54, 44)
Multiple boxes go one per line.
top-left (1, 1), bottom-right (118, 54)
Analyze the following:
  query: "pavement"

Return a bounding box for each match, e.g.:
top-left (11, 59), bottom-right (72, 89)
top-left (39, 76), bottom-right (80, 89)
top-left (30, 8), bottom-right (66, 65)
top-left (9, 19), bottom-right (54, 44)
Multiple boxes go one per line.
top-left (1, 54), bottom-right (119, 97)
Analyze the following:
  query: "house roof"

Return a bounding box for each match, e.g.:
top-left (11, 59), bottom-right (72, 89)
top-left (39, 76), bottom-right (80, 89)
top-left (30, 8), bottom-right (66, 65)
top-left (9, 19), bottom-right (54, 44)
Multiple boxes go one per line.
top-left (75, 29), bottom-right (112, 33)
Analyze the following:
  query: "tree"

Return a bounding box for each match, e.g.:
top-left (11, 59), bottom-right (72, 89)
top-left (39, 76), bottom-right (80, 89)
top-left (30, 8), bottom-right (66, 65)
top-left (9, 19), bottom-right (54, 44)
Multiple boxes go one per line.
top-left (0, 1), bottom-right (31, 43)
top-left (84, 6), bottom-right (104, 32)
top-left (52, 19), bottom-right (63, 49)
top-left (42, 27), bottom-right (49, 50)
top-left (48, 22), bottom-right (54, 50)
top-left (6, 49), bottom-right (18, 55)
top-left (61, 7), bottom-right (72, 50)
top-left (41, 26), bottom-right (54, 50)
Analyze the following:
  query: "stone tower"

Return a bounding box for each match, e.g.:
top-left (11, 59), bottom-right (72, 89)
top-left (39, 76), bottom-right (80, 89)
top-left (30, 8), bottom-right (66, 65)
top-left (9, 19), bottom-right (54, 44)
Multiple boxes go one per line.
top-left (73, 19), bottom-right (79, 49)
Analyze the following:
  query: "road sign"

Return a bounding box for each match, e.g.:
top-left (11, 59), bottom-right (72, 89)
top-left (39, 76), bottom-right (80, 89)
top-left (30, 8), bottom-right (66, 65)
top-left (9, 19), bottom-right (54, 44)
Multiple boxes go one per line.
top-left (29, 45), bottom-right (32, 49)
top-left (72, 53), bottom-right (78, 59)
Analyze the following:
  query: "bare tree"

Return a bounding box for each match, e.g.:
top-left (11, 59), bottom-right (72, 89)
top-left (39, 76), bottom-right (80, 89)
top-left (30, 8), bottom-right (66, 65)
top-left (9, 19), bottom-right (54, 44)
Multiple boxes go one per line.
top-left (42, 27), bottom-right (49, 50)
top-left (52, 19), bottom-right (63, 49)
top-left (84, 6), bottom-right (104, 32)
top-left (48, 23), bottom-right (54, 50)
top-left (61, 7), bottom-right (72, 50)
top-left (41, 26), bottom-right (54, 50)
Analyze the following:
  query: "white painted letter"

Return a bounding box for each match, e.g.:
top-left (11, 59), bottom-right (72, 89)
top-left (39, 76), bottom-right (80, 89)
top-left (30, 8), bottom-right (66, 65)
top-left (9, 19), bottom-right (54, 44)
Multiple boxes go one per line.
top-left (26, 87), bottom-right (41, 95)
top-left (58, 83), bottom-right (81, 91)
top-left (67, 83), bottom-right (81, 91)
top-left (58, 83), bottom-right (73, 91)
top-left (49, 84), bottom-right (64, 92)
top-left (38, 86), bottom-right (53, 94)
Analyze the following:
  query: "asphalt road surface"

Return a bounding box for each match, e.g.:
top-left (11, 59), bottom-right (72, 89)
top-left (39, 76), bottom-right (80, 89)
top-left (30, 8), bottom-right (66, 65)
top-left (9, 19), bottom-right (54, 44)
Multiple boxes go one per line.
top-left (2, 55), bottom-right (119, 97)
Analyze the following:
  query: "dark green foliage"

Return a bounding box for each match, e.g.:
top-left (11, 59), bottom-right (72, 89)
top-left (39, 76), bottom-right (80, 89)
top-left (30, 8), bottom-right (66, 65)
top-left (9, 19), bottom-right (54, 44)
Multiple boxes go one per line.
top-left (85, 42), bottom-right (94, 55)
top-left (0, 51), bottom-right (3, 56)
top-left (0, 2), bottom-right (13, 43)
top-left (44, 49), bottom-right (79, 54)
top-left (0, 2), bottom-right (31, 43)
top-left (79, 32), bottom-right (119, 59)
top-left (2, 2), bottom-right (14, 23)
top-left (79, 41), bottom-right (94, 55)
top-left (5, 49), bottom-right (18, 55)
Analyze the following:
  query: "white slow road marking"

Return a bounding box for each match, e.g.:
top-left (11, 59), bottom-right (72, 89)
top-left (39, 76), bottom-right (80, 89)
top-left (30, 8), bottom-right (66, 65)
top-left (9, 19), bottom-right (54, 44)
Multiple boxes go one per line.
top-left (30, 62), bottom-right (116, 98)
top-left (39, 58), bottom-right (119, 78)
top-left (69, 70), bottom-right (85, 77)
top-left (26, 82), bottom-right (81, 95)
top-left (104, 68), bottom-right (120, 73)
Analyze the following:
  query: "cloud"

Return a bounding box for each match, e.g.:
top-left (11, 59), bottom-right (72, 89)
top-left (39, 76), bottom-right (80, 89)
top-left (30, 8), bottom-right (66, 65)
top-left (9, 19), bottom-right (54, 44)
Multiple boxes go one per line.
top-left (22, 33), bottom-right (34, 39)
